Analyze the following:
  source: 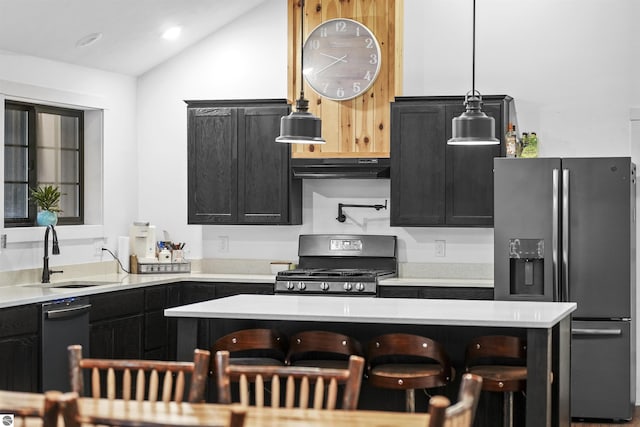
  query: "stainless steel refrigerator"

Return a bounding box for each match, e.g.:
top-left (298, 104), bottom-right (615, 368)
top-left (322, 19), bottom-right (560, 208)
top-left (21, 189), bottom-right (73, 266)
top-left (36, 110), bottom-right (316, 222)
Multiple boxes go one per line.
top-left (493, 157), bottom-right (636, 421)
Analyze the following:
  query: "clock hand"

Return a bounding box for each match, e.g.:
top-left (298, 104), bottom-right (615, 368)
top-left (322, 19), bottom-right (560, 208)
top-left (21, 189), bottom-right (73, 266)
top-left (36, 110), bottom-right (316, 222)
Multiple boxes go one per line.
top-left (314, 54), bottom-right (348, 76)
top-left (319, 52), bottom-right (348, 63)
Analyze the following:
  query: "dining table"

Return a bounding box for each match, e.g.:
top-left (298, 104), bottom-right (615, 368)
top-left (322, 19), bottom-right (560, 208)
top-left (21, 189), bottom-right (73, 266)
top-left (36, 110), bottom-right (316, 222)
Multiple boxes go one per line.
top-left (0, 389), bottom-right (430, 427)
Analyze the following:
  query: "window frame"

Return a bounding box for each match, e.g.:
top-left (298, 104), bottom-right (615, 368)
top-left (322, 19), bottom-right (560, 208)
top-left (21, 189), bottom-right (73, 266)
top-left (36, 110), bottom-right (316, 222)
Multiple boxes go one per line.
top-left (4, 100), bottom-right (84, 227)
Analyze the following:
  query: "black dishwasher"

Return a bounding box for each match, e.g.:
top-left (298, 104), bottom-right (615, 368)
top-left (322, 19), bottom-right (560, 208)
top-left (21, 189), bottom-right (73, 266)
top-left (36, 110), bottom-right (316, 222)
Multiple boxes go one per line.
top-left (41, 297), bottom-right (91, 391)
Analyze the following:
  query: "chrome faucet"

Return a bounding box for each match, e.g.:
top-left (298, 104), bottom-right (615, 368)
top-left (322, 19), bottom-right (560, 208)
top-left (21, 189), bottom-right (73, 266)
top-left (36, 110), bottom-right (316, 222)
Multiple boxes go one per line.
top-left (42, 225), bottom-right (63, 283)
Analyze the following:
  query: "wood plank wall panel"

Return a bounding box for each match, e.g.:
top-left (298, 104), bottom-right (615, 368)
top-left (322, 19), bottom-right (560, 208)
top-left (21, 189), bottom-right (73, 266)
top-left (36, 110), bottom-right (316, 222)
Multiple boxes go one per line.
top-left (287, 0), bottom-right (403, 158)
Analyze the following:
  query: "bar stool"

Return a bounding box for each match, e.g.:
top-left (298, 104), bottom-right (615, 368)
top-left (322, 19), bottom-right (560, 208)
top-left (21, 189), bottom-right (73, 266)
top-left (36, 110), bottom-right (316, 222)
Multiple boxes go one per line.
top-left (286, 330), bottom-right (363, 369)
top-left (211, 328), bottom-right (287, 370)
top-left (464, 335), bottom-right (527, 427)
top-left (366, 333), bottom-right (454, 412)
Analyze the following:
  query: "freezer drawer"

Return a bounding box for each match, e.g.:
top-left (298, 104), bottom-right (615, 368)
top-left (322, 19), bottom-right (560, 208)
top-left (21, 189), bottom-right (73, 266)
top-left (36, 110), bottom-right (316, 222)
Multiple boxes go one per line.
top-left (571, 320), bottom-right (633, 421)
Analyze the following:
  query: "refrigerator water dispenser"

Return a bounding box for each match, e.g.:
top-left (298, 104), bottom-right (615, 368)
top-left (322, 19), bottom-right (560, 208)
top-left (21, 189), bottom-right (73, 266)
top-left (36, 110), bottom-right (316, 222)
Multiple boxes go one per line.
top-left (509, 238), bottom-right (544, 295)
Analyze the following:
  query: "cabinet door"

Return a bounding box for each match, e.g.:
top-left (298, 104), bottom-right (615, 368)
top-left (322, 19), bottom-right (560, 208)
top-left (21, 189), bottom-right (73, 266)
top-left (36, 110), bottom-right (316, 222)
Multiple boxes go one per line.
top-left (445, 102), bottom-right (502, 226)
top-left (90, 315), bottom-right (143, 359)
top-left (237, 105), bottom-right (291, 224)
top-left (390, 103), bottom-right (446, 226)
top-left (187, 107), bottom-right (238, 224)
top-left (0, 335), bottom-right (38, 392)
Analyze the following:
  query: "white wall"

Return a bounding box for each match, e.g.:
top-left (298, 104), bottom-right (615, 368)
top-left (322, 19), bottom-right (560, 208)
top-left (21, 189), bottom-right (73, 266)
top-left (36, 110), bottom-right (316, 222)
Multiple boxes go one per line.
top-left (137, 0), bottom-right (636, 269)
top-left (1, 0), bottom-right (636, 273)
top-left (0, 52), bottom-right (138, 272)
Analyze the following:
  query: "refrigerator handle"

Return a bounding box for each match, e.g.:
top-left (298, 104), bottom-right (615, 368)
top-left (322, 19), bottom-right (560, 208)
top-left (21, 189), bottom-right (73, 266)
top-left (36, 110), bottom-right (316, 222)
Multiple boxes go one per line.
top-left (552, 168), bottom-right (560, 301)
top-left (562, 168), bottom-right (570, 302)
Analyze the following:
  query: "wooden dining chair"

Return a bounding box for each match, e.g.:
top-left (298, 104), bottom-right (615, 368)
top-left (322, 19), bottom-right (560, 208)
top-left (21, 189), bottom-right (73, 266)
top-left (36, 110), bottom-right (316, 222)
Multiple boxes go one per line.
top-left (58, 391), bottom-right (247, 427)
top-left (464, 335), bottom-right (527, 427)
top-left (0, 390), bottom-right (61, 427)
top-left (68, 344), bottom-right (210, 403)
top-left (211, 328), bottom-right (288, 370)
top-left (285, 330), bottom-right (363, 369)
top-left (366, 333), bottom-right (454, 412)
top-left (215, 349), bottom-right (365, 410)
top-left (427, 373), bottom-right (483, 427)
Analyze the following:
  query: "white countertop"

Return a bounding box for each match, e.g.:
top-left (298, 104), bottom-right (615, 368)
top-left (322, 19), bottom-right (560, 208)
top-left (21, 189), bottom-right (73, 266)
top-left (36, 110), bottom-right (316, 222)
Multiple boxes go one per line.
top-left (0, 273), bottom-right (275, 308)
top-left (0, 272), bottom-right (496, 309)
top-left (165, 294), bottom-right (576, 328)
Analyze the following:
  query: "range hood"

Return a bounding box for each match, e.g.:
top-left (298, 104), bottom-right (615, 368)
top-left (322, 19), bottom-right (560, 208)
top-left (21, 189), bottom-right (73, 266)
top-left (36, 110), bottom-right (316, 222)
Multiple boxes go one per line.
top-left (291, 158), bottom-right (390, 179)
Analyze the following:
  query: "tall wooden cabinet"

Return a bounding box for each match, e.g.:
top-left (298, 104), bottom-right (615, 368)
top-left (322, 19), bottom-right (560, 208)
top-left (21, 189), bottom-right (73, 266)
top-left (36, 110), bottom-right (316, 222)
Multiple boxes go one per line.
top-left (390, 95), bottom-right (514, 227)
top-left (186, 99), bottom-right (301, 225)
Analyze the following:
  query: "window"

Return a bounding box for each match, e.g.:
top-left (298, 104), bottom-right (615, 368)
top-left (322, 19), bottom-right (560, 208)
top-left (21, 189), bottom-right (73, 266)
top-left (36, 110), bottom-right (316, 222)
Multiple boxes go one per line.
top-left (4, 101), bottom-right (84, 227)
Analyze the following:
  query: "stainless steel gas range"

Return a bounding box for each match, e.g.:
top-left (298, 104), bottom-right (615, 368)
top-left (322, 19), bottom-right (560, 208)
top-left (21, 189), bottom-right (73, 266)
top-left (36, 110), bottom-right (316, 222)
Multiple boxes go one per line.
top-left (275, 234), bottom-right (397, 296)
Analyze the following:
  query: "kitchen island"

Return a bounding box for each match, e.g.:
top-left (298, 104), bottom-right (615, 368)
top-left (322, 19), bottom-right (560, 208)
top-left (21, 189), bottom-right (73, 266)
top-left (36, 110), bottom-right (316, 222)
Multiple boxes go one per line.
top-left (165, 294), bottom-right (575, 427)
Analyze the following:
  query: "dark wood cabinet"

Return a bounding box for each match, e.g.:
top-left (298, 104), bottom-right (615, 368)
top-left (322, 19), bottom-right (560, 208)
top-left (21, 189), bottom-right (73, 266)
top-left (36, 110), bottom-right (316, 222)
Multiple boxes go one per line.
top-left (390, 95), bottom-right (514, 227)
top-left (89, 289), bottom-right (144, 359)
top-left (0, 304), bottom-right (39, 392)
top-left (144, 285), bottom-right (181, 360)
top-left (378, 285), bottom-right (493, 300)
top-left (186, 99), bottom-right (301, 225)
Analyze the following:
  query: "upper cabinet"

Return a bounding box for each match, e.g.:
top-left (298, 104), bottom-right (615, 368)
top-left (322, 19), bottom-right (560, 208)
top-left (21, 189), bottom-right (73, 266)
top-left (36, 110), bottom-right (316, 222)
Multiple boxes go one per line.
top-left (287, 0), bottom-right (403, 158)
top-left (390, 95), bottom-right (514, 227)
top-left (186, 99), bottom-right (302, 225)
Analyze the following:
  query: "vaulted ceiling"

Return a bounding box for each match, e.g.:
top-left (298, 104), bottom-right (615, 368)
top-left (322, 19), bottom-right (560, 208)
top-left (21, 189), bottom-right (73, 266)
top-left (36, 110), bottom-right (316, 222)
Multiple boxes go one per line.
top-left (0, 0), bottom-right (266, 76)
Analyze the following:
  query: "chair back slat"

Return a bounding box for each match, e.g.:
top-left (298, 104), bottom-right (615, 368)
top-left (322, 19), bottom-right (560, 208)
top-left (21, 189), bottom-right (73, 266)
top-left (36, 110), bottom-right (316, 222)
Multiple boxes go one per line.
top-left (122, 369), bottom-right (131, 400)
top-left (215, 350), bottom-right (364, 410)
top-left (68, 344), bottom-right (210, 403)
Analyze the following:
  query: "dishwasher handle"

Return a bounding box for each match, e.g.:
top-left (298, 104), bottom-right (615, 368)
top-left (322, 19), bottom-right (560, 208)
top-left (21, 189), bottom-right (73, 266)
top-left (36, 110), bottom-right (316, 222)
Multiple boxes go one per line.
top-left (571, 328), bottom-right (622, 336)
top-left (45, 303), bottom-right (92, 320)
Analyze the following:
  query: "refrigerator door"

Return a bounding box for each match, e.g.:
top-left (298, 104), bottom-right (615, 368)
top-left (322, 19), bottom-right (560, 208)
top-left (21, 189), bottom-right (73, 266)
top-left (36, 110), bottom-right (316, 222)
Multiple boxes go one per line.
top-left (494, 158), bottom-right (561, 301)
top-left (563, 158), bottom-right (635, 318)
top-left (571, 320), bottom-right (633, 420)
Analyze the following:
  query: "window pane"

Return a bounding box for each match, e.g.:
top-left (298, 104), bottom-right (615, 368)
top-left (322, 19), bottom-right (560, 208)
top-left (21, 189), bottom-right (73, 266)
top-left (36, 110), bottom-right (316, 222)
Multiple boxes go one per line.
top-left (4, 183), bottom-right (28, 219)
top-left (61, 150), bottom-right (79, 182)
top-left (5, 109), bottom-right (28, 146)
top-left (58, 184), bottom-right (78, 218)
top-left (4, 145), bottom-right (28, 181)
top-left (36, 147), bottom-right (59, 183)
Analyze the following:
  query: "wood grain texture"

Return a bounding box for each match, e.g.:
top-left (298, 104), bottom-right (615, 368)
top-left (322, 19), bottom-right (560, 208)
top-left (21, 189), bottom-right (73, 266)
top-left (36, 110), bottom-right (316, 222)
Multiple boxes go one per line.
top-left (288, 0), bottom-right (402, 158)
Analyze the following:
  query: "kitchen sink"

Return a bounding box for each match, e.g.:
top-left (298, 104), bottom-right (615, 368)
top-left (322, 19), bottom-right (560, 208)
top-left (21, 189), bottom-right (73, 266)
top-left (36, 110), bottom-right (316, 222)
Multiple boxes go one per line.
top-left (27, 281), bottom-right (114, 288)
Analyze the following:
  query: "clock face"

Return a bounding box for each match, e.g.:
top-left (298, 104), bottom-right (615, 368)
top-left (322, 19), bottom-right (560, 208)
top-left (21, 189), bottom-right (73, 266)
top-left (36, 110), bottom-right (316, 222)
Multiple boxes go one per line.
top-left (302, 18), bottom-right (381, 101)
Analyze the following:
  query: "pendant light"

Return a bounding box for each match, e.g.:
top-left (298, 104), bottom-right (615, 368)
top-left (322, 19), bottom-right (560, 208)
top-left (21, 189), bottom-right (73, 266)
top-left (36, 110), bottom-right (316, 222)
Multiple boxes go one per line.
top-left (276, 0), bottom-right (325, 144)
top-left (447, 0), bottom-right (499, 145)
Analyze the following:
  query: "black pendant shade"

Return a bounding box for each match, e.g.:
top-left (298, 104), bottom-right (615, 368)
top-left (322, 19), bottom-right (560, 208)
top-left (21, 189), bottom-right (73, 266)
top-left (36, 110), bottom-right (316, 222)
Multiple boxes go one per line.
top-left (275, 97), bottom-right (325, 144)
top-left (447, 0), bottom-right (499, 146)
top-left (276, 0), bottom-right (325, 145)
top-left (448, 93), bottom-right (499, 145)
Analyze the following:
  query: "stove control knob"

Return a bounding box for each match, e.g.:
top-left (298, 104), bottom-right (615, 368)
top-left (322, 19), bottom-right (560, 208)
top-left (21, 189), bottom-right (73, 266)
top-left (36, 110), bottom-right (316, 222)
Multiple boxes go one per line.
top-left (286, 281), bottom-right (294, 290)
top-left (320, 282), bottom-right (330, 291)
top-left (343, 282), bottom-right (353, 291)
top-left (297, 282), bottom-right (306, 290)
top-left (355, 282), bottom-right (366, 292)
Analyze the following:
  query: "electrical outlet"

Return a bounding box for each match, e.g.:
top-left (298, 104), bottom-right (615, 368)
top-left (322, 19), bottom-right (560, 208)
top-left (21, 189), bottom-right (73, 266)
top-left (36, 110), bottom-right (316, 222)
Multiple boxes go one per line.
top-left (94, 240), bottom-right (104, 257)
top-left (435, 240), bottom-right (446, 257)
top-left (219, 236), bottom-right (229, 253)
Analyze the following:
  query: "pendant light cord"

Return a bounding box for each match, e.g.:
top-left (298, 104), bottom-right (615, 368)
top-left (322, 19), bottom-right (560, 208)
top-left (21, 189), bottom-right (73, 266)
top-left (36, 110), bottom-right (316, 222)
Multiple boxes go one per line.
top-left (299, 0), bottom-right (305, 101)
top-left (472, 0), bottom-right (476, 97)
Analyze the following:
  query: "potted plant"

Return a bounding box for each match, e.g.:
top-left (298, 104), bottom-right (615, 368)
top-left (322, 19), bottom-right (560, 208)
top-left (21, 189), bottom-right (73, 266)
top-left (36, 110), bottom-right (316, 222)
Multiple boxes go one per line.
top-left (29, 185), bottom-right (62, 226)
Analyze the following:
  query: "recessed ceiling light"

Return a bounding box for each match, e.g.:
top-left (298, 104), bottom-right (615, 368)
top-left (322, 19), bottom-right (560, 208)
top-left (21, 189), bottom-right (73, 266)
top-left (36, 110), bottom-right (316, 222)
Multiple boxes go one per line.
top-left (162, 26), bottom-right (182, 41)
top-left (76, 32), bottom-right (103, 48)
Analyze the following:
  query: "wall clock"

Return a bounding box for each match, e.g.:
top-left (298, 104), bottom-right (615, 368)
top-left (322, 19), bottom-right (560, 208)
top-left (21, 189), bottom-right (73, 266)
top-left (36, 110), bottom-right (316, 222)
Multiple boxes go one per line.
top-left (302, 18), bottom-right (382, 101)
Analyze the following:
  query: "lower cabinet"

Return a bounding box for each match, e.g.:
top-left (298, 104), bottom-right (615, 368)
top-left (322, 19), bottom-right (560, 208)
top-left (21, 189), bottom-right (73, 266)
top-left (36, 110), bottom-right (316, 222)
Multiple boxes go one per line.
top-left (0, 304), bottom-right (39, 392)
top-left (89, 289), bottom-right (145, 359)
top-left (378, 286), bottom-right (493, 300)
